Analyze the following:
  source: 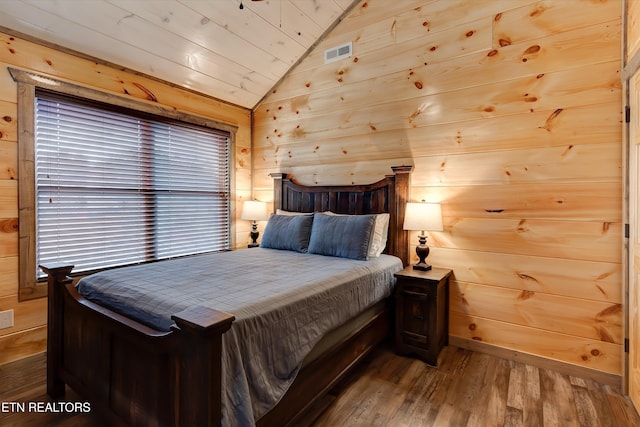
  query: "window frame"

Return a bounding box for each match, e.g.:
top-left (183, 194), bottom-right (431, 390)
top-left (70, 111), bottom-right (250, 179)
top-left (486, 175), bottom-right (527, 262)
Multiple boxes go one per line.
top-left (10, 68), bottom-right (237, 301)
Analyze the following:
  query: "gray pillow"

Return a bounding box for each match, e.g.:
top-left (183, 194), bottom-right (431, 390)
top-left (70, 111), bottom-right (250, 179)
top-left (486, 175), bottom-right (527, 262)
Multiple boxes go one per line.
top-left (260, 214), bottom-right (313, 252)
top-left (308, 213), bottom-right (376, 260)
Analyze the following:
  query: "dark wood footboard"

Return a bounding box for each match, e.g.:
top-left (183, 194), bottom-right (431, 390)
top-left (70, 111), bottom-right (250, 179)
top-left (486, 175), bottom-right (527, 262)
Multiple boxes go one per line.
top-left (43, 263), bottom-right (235, 427)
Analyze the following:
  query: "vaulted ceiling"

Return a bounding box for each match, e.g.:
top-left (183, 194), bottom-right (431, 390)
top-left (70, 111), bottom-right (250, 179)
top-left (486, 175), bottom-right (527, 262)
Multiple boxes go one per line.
top-left (0, 0), bottom-right (356, 109)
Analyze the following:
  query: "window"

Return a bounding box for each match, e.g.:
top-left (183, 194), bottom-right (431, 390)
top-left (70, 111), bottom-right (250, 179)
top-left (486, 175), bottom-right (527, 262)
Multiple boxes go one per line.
top-left (35, 92), bottom-right (231, 275)
top-left (11, 68), bottom-right (237, 300)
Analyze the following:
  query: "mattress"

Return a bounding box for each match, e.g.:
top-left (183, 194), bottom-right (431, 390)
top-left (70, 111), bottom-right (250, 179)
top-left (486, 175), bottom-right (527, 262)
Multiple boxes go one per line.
top-left (76, 248), bottom-right (402, 426)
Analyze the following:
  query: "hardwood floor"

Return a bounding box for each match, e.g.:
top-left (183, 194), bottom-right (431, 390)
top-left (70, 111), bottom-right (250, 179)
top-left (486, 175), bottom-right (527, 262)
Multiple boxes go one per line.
top-left (0, 354), bottom-right (103, 427)
top-left (307, 345), bottom-right (640, 427)
top-left (1, 344), bottom-right (639, 426)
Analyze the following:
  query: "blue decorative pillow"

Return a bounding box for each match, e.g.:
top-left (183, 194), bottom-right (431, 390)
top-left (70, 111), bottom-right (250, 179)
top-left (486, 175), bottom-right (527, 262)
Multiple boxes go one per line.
top-left (323, 212), bottom-right (389, 258)
top-left (260, 214), bottom-right (314, 253)
top-left (308, 213), bottom-right (377, 260)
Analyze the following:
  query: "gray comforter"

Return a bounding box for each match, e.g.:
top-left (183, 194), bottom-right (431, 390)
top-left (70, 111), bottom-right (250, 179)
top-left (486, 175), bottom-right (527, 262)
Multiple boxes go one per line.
top-left (76, 248), bottom-right (402, 426)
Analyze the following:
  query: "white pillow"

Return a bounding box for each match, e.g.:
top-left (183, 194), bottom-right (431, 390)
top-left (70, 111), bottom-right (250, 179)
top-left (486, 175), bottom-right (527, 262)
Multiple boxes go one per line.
top-left (323, 212), bottom-right (389, 258)
top-left (371, 213), bottom-right (390, 257)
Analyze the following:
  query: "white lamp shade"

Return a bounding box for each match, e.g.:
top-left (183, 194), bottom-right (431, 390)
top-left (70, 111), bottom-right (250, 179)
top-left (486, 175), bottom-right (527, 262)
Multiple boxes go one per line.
top-left (241, 200), bottom-right (268, 221)
top-left (403, 202), bottom-right (443, 232)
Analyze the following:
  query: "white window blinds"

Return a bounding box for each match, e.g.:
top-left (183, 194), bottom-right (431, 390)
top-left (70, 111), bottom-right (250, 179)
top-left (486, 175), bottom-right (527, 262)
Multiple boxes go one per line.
top-left (35, 92), bottom-right (230, 275)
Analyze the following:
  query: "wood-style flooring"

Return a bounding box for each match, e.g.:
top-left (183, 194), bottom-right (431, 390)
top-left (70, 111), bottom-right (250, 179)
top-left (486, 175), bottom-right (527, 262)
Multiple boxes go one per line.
top-left (1, 344), bottom-right (639, 426)
top-left (307, 345), bottom-right (640, 427)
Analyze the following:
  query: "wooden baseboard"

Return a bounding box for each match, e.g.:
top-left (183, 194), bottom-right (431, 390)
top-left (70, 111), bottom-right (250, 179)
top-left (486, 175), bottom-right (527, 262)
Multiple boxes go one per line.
top-left (449, 336), bottom-right (622, 387)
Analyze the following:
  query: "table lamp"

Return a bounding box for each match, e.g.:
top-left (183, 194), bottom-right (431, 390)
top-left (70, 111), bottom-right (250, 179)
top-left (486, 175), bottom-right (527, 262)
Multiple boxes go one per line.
top-left (241, 200), bottom-right (268, 247)
top-left (403, 201), bottom-right (443, 270)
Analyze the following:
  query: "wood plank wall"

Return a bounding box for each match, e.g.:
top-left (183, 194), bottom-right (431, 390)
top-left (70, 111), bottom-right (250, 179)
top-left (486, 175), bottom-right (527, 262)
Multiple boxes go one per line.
top-left (0, 32), bottom-right (252, 365)
top-left (253, 0), bottom-right (624, 376)
top-left (628, 0), bottom-right (640, 62)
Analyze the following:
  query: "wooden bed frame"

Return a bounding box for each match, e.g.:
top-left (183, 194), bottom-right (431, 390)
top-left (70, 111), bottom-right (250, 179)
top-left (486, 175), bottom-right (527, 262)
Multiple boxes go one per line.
top-left (42, 165), bottom-right (412, 427)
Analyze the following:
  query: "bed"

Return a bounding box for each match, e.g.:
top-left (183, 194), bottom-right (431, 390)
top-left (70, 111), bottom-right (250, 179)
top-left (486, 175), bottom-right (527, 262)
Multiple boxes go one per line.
top-left (42, 165), bottom-right (412, 427)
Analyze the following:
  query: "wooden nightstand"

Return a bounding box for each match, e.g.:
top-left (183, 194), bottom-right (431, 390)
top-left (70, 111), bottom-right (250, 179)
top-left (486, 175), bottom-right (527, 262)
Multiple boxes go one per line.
top-left (394, 266), bottom-right (452, 366)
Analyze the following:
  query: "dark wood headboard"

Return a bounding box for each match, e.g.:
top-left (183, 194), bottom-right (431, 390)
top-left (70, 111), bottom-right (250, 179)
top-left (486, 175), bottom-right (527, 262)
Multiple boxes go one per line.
top-left (270, 166), bottom-right (413, 266)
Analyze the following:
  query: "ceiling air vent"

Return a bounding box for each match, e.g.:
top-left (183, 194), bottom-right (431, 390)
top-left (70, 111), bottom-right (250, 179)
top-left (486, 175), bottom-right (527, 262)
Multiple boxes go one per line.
top-left (324, 42), bottom-right (352, 64)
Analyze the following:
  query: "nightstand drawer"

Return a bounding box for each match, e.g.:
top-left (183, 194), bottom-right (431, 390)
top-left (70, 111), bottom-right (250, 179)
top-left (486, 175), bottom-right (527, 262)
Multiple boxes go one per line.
top-left (400, 295), bottom-right (429, 344)
top-left (401, 330), bottom-right (428, 348)
top-left (402, 287), bottom-right (429, 300)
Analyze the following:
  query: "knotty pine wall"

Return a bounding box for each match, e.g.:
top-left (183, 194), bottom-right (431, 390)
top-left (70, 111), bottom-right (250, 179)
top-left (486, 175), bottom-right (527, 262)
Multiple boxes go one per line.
top-left (0, 32), bottom-right (252, 365)
top-left (253, 0), bottom-right (624, 377)
top-left (628, 0), bottom-right (640, 62)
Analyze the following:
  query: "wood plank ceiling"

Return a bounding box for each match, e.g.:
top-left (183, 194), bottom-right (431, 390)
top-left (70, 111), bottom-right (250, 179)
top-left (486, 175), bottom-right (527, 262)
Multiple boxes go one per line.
top-left (0, 0), bottom-right (356, 109)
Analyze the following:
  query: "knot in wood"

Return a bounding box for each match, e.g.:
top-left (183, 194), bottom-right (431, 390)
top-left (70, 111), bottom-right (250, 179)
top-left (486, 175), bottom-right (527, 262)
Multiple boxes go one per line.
top-left (525, 45), bottom-right (541, 54)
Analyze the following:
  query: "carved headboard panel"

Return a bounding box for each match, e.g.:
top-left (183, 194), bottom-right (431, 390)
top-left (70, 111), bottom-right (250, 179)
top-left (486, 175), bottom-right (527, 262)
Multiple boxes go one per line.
top-left (270, 166), bottom-right (413, 266)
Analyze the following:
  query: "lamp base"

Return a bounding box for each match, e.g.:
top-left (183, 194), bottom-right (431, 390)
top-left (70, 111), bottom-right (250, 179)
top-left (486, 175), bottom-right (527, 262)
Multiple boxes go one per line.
top-left (249, 222), bottom-right (260, 248)
top-left (413, 234), bottom-right (432, 271)
top-left (412, 262), bottom-right (432, 271)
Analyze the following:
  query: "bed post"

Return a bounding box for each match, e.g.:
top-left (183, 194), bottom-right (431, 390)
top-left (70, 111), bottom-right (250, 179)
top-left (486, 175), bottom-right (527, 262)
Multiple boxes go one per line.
top-left (41, 263), bottom-right (75, 398)
top-left (269, 172), bottom-right (288, 213)
top-left (172, 306), bottom-right (235, 426)
top-left (390, 165), bottom-right (413, 267)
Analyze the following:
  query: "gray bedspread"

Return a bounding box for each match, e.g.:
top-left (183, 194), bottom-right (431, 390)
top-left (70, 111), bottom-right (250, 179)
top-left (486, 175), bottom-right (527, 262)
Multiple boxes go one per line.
top-left (76, 248), bottom-right (402, 426)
